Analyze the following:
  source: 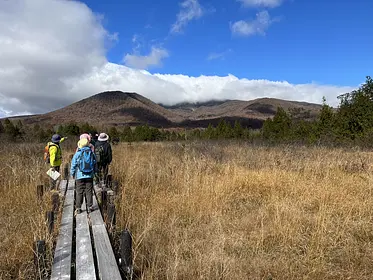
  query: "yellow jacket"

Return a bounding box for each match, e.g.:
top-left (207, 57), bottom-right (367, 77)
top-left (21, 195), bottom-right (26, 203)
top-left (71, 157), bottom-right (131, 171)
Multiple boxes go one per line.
top-left (49, 137), bottom-right (66, 167)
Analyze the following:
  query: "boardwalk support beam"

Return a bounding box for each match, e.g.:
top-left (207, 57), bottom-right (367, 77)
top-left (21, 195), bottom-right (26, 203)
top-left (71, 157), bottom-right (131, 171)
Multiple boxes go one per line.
top-left (106, 203), bottom-right (116, 233)
top-left (46, 211), bottom-right (54, 234)
top-left (51, 192), bottom-right (60, 213)
top-left (34, 240), bottom-right (46, 278)
top-left (120, 229), bottom-right (133, 278)
top-left (37, 185), bottom-right (44, 201)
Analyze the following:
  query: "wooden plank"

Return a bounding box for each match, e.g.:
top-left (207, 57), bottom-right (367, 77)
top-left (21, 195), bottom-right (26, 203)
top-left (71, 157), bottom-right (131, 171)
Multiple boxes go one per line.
top-left (90, 193), bottom-right (122, 279)
top-left (76, 198), bottom-right (96, 280)
top-left (92, 224), bottom-right (122, 280)
top-left (59, 180), bottom-right (68, 196)
top-left (50, 180), bottom-right (75, 280)
top-left (93, 183), bottom-right (100, 192)
top-left (90, 192), bottom-right (102, 226)
top-left (93, 183), bottom-right (102, 201)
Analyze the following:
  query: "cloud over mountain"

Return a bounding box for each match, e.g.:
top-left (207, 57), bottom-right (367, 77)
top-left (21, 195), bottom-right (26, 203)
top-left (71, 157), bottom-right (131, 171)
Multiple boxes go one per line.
top-left (0, 0), bottom-right (355, 117)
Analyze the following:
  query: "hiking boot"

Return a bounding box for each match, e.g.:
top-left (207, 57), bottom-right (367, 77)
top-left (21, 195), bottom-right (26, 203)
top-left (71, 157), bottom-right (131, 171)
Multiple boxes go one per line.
top-left (74, 208), bottom-right (82, 216)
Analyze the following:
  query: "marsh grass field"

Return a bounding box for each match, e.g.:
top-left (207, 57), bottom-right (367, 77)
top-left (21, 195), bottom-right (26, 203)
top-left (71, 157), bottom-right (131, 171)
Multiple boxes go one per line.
top-left (0, 144), bottom-right (54, 279)
top-left (1, 141), bottom-right (373, 279)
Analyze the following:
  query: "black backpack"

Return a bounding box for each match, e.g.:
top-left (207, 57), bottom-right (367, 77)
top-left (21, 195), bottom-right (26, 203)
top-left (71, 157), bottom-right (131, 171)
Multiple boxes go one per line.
top-left (95, 145), bottom-right (106, 164)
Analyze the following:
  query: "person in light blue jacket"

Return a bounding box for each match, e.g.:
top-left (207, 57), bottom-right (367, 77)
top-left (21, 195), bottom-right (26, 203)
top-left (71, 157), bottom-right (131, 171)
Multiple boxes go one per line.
top-left (70, 138), bottom-right (96, 215)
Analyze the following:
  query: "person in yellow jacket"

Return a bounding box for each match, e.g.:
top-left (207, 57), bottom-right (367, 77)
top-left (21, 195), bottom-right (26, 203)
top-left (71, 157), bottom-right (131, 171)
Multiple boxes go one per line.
top-left (48, 134), bottom-right (67, 190)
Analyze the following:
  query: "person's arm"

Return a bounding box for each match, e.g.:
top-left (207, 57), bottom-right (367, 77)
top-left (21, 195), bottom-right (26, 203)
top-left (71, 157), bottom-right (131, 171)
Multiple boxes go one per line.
top-left (93, 153), bottom-right (98, 174)
top-left (49, 145), bottom-right (57, 166)
top-left (70, 152), bottom-right (79, 178)
top-left (107, 143), bottom-right (112, 164)
top-left (60, 137), bottom-right (67, 143)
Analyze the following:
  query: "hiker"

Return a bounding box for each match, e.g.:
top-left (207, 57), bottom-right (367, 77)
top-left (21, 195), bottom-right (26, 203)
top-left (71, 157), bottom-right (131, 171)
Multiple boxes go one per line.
top-left (46, 134), bottom-right (67, 190)
top-left (70, 138), bottom-right (96, 214)
top-left (76, 133), bottom-right (94, 152)
top-left (95, 132), bottom-right (112, 186)
top-left (89, 131), bottom-right (99, 146)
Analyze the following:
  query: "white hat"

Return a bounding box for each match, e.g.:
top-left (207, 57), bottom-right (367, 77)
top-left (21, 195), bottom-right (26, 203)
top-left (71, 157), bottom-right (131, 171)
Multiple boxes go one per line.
top-left (98, 133), bottom-right (109, 142)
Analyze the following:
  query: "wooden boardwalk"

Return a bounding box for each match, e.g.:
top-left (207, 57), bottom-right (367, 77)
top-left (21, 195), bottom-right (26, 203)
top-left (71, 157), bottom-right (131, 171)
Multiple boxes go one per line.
top-left (50, 178), bottom-right (122, 280)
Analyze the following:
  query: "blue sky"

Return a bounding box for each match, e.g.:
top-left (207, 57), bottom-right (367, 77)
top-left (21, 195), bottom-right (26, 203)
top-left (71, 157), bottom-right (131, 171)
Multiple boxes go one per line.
top-left (0, 0), bottom-right (370, 116)
top-left (82, 0), bottom-right (372, 86)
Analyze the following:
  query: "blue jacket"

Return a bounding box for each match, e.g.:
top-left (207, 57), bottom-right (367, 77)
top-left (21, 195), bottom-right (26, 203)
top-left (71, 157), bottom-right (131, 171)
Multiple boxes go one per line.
top-left (70, 147), bottom-right (96, 180)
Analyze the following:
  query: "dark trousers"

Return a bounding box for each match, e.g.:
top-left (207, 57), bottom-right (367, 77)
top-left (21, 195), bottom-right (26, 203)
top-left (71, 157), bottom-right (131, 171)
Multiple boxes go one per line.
top-left (98, 164), bottom-right (109, 185)
top-left (75, 178), bottom-right (93, 209)
top-left (49, 166), bottom-right (60, 190)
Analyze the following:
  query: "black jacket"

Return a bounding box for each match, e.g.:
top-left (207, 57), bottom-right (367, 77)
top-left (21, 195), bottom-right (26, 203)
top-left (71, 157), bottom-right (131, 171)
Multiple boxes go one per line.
top-left (95, 141), bottom-right (112, 165)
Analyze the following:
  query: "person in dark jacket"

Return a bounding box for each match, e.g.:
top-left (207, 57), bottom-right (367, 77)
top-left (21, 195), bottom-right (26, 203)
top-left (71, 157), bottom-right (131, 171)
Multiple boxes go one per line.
top-left (95, 132), bottom-right (112, 186)
top-left (89, 131), bottom-right (99, 146)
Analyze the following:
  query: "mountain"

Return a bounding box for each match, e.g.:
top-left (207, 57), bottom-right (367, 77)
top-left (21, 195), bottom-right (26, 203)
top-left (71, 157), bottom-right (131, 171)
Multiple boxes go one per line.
top-left (22, 91), bottom-right (183, 127)
top-left (12, 91), bottom-right (323, 129)
top-left (162, 97), bottom-right (322, 121)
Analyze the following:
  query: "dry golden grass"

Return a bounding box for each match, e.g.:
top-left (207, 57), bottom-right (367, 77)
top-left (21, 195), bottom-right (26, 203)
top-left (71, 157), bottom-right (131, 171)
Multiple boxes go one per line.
top-left (0, 143), bottom-right (74, 280)
top-left (112, 142), bottom-right (373, 280)
top-left (1, 141), bottom-right (373, 279)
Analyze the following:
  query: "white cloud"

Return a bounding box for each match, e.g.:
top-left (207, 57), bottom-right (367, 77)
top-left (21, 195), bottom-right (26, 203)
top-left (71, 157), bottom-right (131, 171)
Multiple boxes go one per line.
top-left (0, 0), bottom-right (356, 117)
top-left (0, 0), bottom-right (115, 115)
top-left (231, 10), bottom-right (278, 36)
top-left (123, 47), bottom-right (169, 70)
top-left (207, 49), bottom-right (233, 61)
top-left (237, 0), bottom-right (284, 8)
top-left (131, 34), bottom-right (144, 52)
top-left (66, 63), bottom-right (354, 108)
top-left (171, 0), bottom-right (204, 34)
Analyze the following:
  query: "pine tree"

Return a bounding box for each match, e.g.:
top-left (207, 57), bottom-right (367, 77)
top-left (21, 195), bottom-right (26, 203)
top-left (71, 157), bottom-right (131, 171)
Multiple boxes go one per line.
top-left (204, 123), bottom-right (215, 139)
top-left (3, 118), bottom-right (19, 140)
top-left (336, 76), bottom-right (373, 140)
top-left (216, 119), bottom-right (231, 138)
top-left (121, 126), bottom-right (133, 142)
top-left (80, 122), bottom-right (96, 134)
top-left (108, 126), bottom-right (119, 139)
top-left (233, 120), bottom-right (243, 139)
top-left (171, 131), bottom-right (178, 141)
top-left (317, 97), bottom-right (335, 141)
top-left (64, 123), bottom-right (80, 136)
top-left (262, 107), bottom-right (291, 141)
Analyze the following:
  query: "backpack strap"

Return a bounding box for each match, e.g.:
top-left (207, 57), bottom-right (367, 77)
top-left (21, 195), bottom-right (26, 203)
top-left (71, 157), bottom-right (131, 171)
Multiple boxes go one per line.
top-left (48, 142), bottom-right (60, 150)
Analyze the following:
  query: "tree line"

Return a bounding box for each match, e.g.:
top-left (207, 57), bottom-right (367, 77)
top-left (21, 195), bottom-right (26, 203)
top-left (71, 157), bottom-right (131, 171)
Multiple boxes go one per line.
top-left (262, 76), bottom-right (373, 146)
top-left (0, 118), bottom-right (255, 143)
top-left (1, 76), bottom-right (372, 146)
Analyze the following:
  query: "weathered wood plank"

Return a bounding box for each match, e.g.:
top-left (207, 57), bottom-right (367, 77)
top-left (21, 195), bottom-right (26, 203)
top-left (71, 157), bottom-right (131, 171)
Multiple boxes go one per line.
top-left (59, 180), bottom-right (68, 196)
top-left (90, 192), bottom-right (102, 226)
top-left (90, 192), bottom-right (122, 279)
top-left (50, 180), bottom-right (75, 280)
top-left (92, 224), bottom-right (122, 280)
top-left (76, 198), bottom-right (96, 280)
top-left (93, 183), bottom-right (102, 202)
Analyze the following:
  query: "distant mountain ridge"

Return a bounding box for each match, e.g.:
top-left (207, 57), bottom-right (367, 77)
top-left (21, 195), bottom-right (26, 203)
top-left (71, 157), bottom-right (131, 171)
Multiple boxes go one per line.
top-left (160, 97), bottom-right (321, 122)
top-left (8, 91), bottom-right (323, 129)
